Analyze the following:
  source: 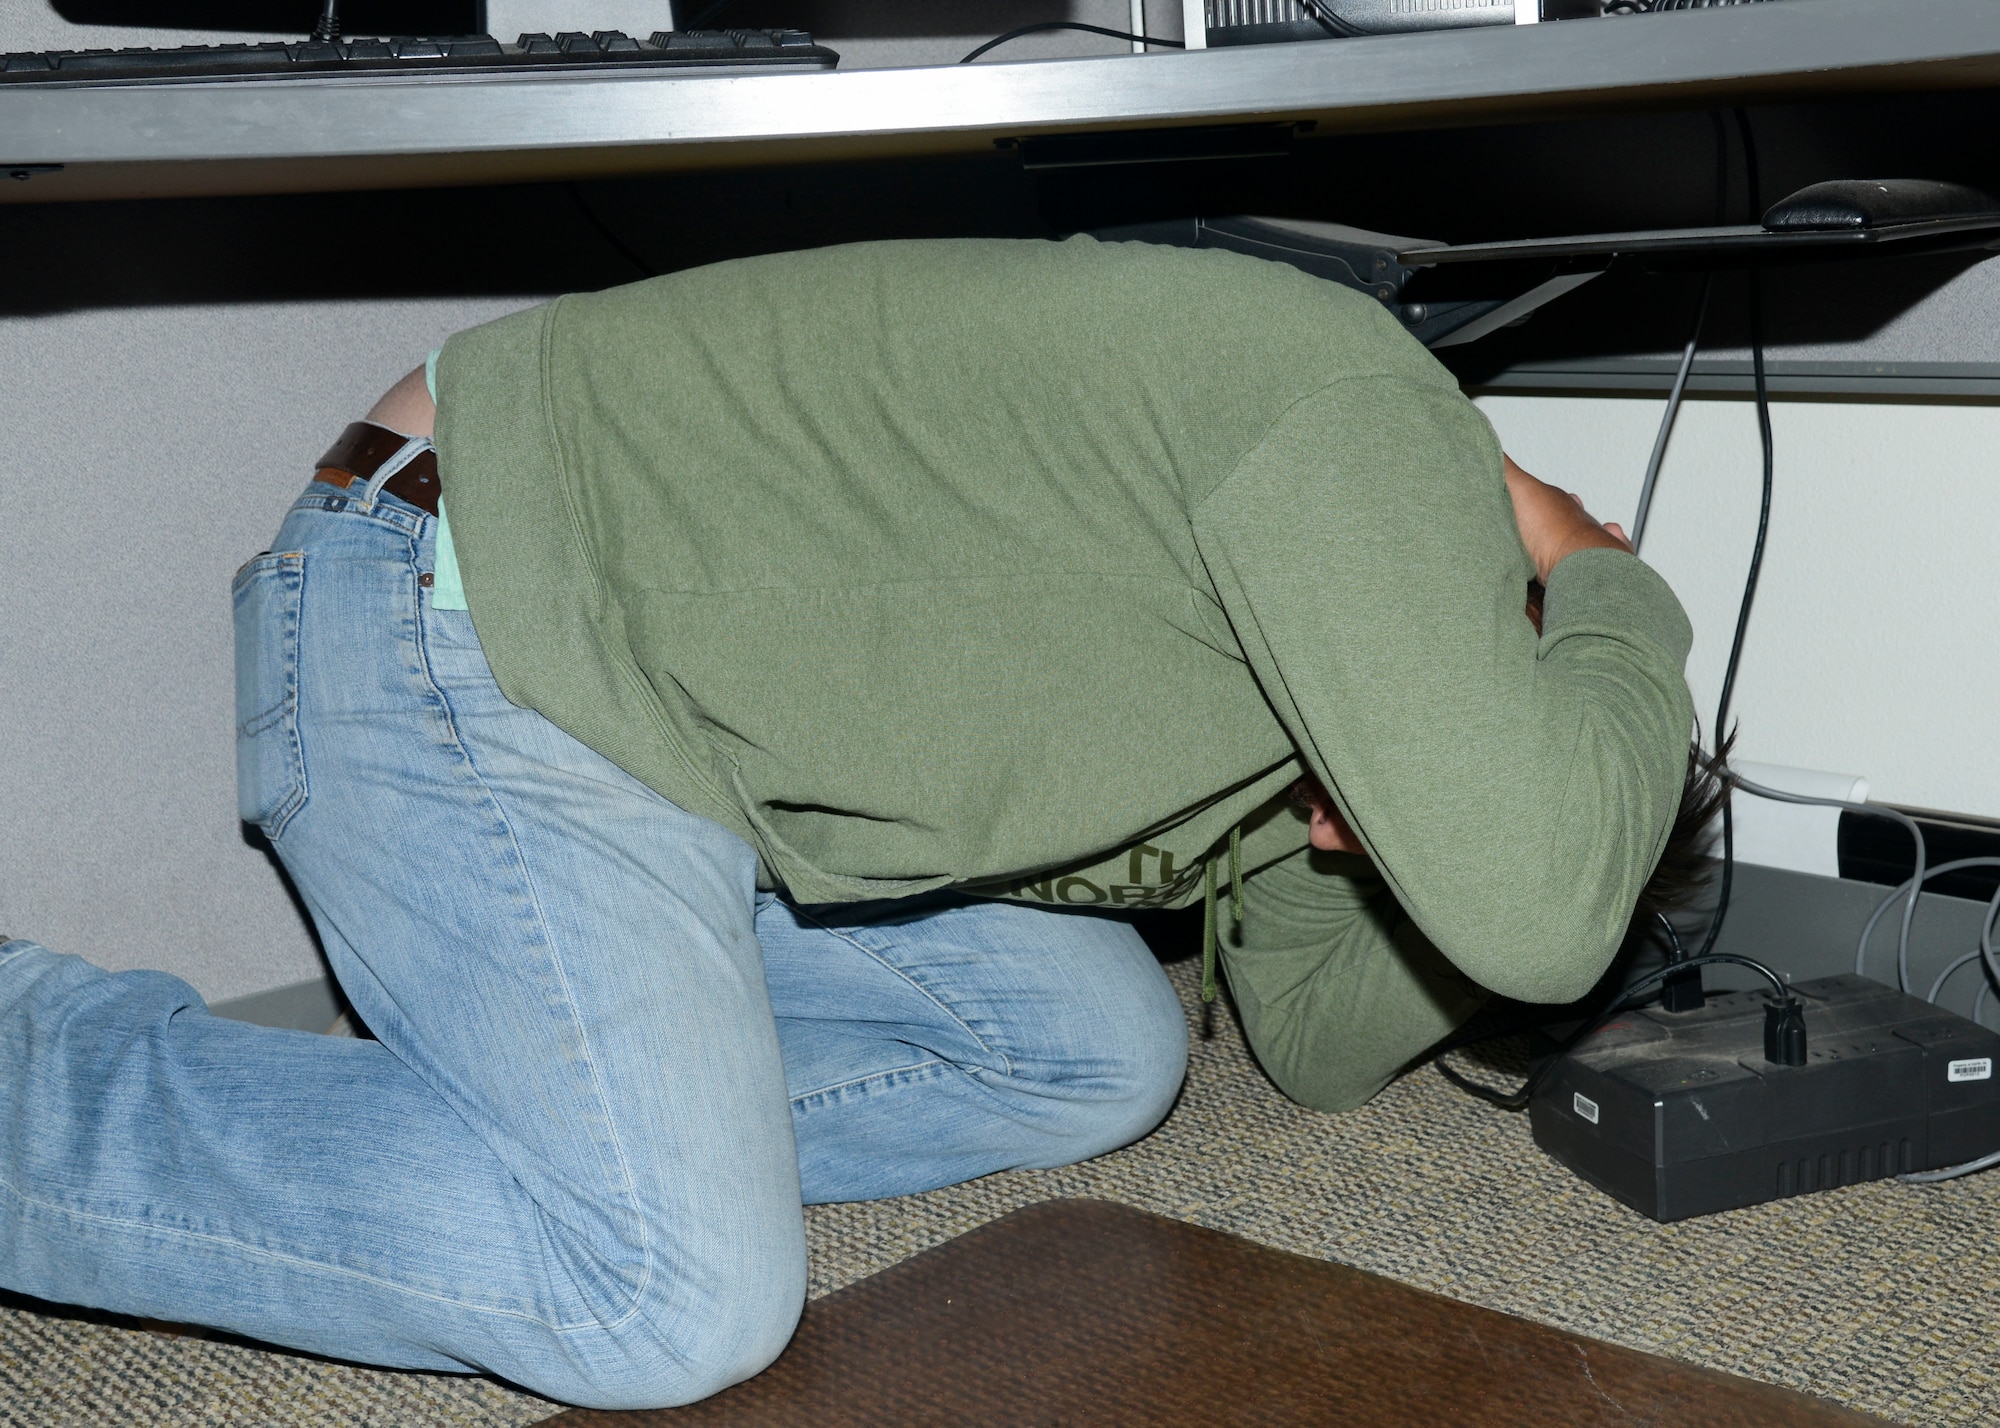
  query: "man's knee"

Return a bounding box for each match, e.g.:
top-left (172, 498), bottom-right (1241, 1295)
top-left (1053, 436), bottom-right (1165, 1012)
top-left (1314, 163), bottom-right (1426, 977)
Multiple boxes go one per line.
top-left (524, 1248), bottom-right (806, 1411)
top-left (1097, 980), bottom-right (1190, 1145)
top-left (1034, 960), bottom-right (1188, 1163)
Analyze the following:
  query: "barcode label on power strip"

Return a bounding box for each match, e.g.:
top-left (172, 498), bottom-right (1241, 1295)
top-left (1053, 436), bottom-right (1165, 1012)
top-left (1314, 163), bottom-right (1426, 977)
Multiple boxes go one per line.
top-left (1573, 1092), bottom-right (1600, 1123)
top-left (1949, 1058), bottom-right (1993, 1083)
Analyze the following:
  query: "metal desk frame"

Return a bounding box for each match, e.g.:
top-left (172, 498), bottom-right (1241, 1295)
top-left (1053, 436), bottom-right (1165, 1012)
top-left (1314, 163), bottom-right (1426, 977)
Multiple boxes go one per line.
top-left (3, 0), bottom-right (1998, 203)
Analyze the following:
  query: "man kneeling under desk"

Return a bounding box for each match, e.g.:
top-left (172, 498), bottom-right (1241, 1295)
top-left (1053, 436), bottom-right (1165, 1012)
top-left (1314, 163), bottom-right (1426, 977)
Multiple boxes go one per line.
top-left (0, 235), bottom-right (1713, 1410)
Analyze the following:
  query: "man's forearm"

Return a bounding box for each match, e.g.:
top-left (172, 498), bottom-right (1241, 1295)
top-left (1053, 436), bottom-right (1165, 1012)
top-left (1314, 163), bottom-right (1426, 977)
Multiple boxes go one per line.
top-left (1503, 454), bottom-right (1631, 584)
top-left (1225, 853), bottom-right (1485, 1113)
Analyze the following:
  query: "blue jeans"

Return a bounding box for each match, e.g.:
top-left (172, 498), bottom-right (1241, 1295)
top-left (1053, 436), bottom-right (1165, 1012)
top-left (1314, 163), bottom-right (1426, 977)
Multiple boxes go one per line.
top-left (0, 477), bottom-right (1186, 1409)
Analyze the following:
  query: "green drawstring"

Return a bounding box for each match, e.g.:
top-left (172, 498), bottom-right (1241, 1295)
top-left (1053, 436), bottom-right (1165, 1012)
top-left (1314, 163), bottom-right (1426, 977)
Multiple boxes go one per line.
top-left (1200, 825), bottom-right (1246, 1005)
top-left (1202, 859), bottom-right (1218, 1003)
top-left (1229, 823), bottom-right (1244, 923)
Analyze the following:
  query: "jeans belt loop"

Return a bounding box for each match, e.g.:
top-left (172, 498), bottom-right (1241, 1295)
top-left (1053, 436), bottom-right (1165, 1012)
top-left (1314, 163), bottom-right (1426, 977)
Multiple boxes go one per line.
top-left (313, 421), bottom-right (442, 517)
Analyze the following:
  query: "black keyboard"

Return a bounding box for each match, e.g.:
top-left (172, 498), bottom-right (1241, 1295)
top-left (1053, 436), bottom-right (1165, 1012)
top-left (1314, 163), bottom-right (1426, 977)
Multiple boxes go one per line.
top-left (0, 29), bottom-right (837, 86)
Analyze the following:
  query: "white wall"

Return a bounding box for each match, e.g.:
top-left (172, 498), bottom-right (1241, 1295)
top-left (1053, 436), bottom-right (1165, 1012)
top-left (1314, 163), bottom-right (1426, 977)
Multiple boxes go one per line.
top-left (0, 299), bottom-right (538, 1001)
top-left (1477, 394), bottom-right (2000, 818)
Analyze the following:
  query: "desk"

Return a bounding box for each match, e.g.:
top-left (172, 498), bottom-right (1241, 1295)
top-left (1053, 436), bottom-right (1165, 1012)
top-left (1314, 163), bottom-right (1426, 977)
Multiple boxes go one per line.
top-left (4, 0), bottom-right (1999, 203)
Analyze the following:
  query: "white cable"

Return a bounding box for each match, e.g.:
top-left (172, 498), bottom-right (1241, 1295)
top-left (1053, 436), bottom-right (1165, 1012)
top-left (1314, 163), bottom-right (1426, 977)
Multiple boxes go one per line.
top-left (1899, 1149), bottom-right (2000, 1185)
top-left (1983, 879), bottom-right (2000, 1000)
top-left (1730, 775), bottom-right (1927, 993)
top-left (1630, 277), bottom-right (1711, 555)
top-left (1854, 857), bottom-right (2000, 996)
top-left (1898, 880), bottom-right (2000, 1186)
top-left (1928, 949), bottom-right (1987, 1005)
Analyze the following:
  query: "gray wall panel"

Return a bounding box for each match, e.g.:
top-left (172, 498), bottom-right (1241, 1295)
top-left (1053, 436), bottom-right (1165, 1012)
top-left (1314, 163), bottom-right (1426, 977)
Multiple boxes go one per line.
top-left (0, 298), bottom-right (538, 1000)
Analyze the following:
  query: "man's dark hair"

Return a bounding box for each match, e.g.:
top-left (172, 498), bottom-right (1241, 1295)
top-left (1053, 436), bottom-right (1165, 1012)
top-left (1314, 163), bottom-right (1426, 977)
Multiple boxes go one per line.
top-left (1632, 731), bottom-right (1735, 926)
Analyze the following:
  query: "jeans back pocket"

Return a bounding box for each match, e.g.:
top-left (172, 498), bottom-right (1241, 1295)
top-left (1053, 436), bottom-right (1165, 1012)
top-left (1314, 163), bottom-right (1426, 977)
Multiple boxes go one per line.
top-left (233, 552), bottom-right (309, 837)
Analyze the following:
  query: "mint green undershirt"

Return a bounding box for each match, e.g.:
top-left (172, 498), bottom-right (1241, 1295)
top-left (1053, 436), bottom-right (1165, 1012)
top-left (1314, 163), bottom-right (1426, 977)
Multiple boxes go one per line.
top-left (425, 348), bottom-right (469, 611)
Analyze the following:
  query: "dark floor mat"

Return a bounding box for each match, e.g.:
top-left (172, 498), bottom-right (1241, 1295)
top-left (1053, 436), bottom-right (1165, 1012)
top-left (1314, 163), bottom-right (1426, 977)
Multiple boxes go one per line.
top-left (542, 1198), bottom-right (1883, 1427)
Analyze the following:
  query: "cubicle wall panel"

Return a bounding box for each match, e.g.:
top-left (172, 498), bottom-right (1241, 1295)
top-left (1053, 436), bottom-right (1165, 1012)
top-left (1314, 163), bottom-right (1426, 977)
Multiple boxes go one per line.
top-left (0, 297), bottom-right (538, 1000)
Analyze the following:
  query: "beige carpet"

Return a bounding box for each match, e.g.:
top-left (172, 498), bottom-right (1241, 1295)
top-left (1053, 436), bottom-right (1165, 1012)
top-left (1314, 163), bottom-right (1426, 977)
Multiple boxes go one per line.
top-left (4, 957), bottom-right (1997, 1426)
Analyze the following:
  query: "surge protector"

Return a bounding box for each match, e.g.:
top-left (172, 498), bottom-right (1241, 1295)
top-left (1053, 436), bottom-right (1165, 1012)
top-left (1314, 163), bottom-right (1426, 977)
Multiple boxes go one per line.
top-left (1530, 974), bottom-right (2000, 1222)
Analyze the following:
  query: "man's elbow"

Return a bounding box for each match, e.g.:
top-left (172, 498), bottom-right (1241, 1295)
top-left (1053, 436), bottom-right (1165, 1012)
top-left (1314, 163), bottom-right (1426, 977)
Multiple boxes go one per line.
top-left (1263, 1051), bottom-right (1398, 1115)
top-left (1448, 925), bottom-right (1624, 1006)
top-left (1237, 946), bottom-right (1487, 1114)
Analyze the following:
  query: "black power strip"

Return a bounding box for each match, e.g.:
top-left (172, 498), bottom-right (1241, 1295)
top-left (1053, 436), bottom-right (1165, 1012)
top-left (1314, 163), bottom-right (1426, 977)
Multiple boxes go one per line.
top-left (1531, 974), bottom-right (2000, 1222)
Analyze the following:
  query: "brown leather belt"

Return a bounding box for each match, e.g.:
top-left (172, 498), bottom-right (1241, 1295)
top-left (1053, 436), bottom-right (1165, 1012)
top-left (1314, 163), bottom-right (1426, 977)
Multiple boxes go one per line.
top-left (315, 421), bottom-right (442, 517)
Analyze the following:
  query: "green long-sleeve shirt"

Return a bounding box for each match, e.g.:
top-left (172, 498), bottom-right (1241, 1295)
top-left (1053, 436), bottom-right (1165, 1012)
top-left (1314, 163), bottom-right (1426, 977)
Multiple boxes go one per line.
top-left (433, 235), bottom-right (1695, 1111)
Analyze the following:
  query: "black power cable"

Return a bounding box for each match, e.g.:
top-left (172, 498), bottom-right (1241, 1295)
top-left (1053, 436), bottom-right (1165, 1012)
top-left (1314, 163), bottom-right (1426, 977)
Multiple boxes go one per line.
top-left (1632, 115), bottom-right (1729, 1011)
top-left (1293, 0), bottom-right (1365, 37)
top-left (961, 22), bottom-right (1183, 63)
top-left (1440, 109), bottom-right (1782, 1113)
top-left (1435, 938), bottom-right (1800, 1112)
top-left (1690, 106), bottom-right (1774, 968)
